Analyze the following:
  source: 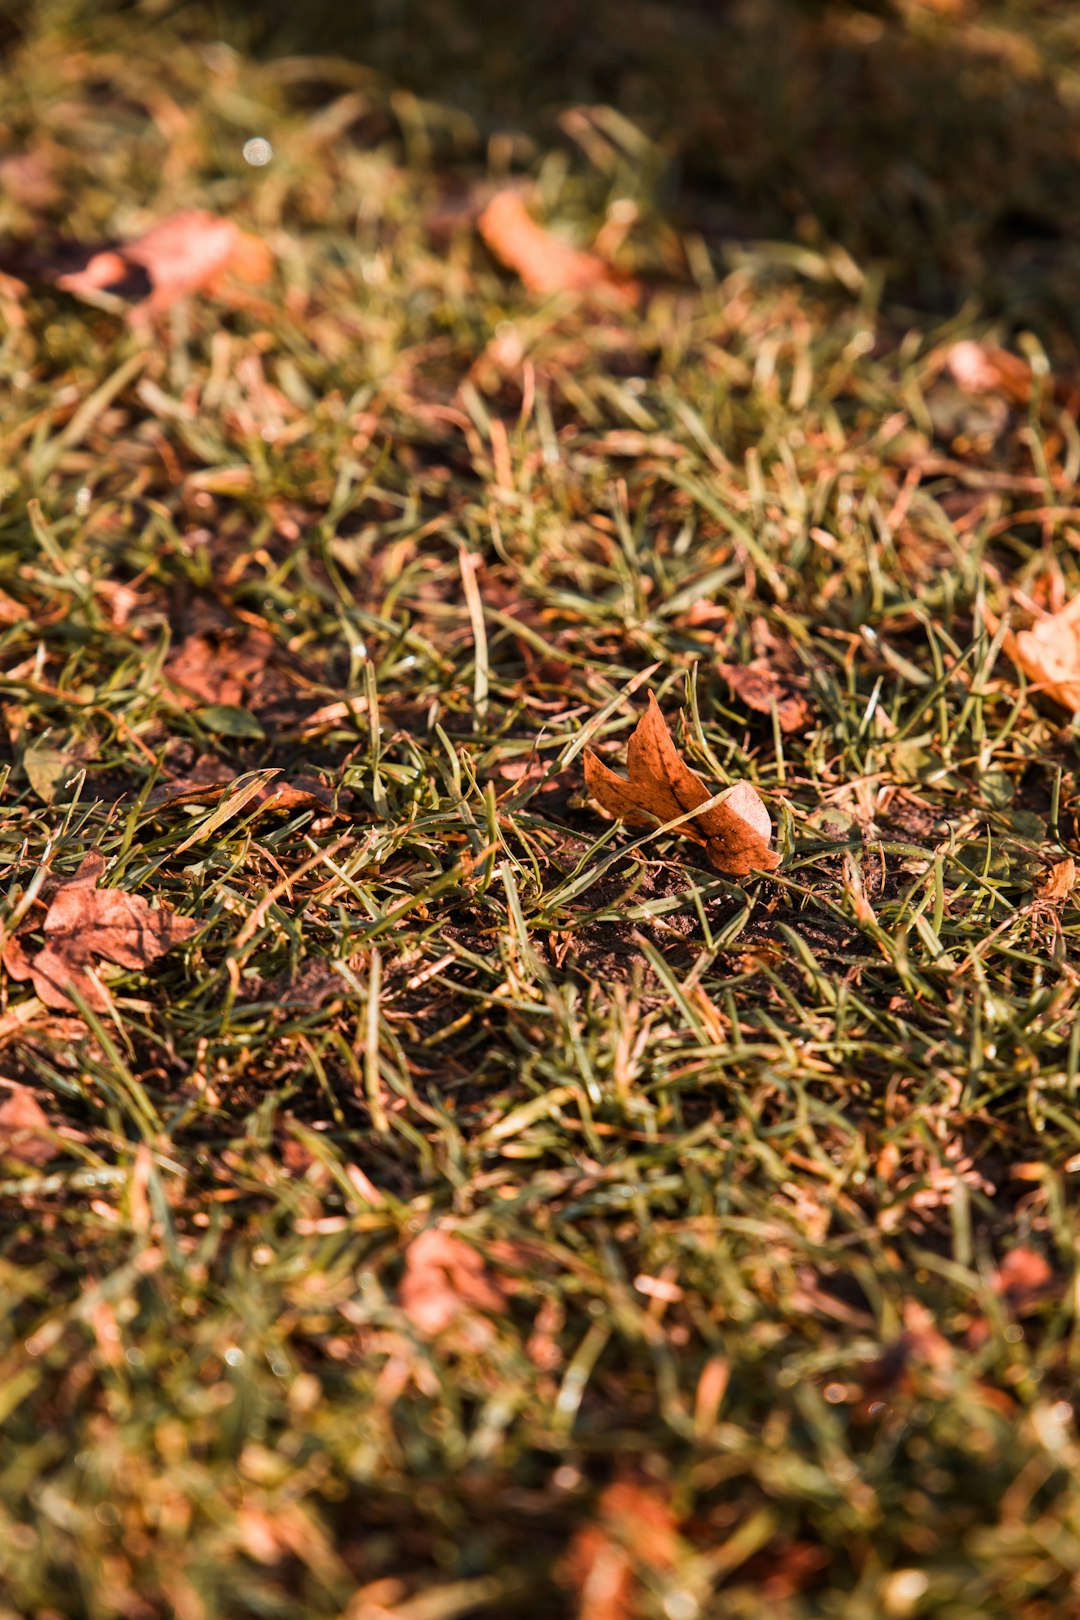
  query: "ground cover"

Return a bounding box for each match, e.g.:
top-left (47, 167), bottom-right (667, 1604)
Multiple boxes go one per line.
top-left (2, 3), bottom-right (1080, 1615)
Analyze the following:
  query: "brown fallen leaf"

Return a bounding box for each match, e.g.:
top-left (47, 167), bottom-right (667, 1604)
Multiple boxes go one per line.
top-left (717, 661), bottom-right (810, 734)
top-left (987, 595), bottom-right (1080, 712)
top-left (964, 1244), bottom-right (1059, 1351)
top-left (853, 1297), bottom-right (956, 1411)
top-left (1036, 856), bottom-right (1076, 903)
top-left (946, 339), bottom-right (1080, 415)
top-left (946, 340), bottom-right (1038, 407)
top-left (164, 628), bottom-right (275, 708)
top-left (2, 851), bottom-right (198, 1012)
top-left (0, 587), bottom-right (28, 627)
top-left (399, 1227), bottom-right (506, 1339)
top-left (11, 210), bottom-right (271, 323)
top-left (145, 777), bottom-right (234, 811)
top-left (478, 190), bottom-right (637, 305)
top-left (147, 772), bottom-right (332, 818)
top-left (563, 1521), bottom-right (632, 1620)
top-left (584, 693), bottom-right (780, 878)
top-left (0, 1086), bottom-right (56, 1167)
top-left (993, 1245), bottom-right (1055, 1312)
top-left (162, 624), bottom-right (310, 732)
top-left (562, 1479), bottom-right (681, 1620)
top-left (754, 1542), bottom-right (832, 1602)
top-left (255, 778), bottom-right (335, 816)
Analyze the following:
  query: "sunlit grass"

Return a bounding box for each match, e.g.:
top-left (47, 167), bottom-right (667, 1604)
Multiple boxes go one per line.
top-left (1, 3), bottom-right (1080, 1616)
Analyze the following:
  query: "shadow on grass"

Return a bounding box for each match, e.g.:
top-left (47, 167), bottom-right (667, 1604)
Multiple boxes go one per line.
top-left (212, 0), bottom-right (1080, 342)
top-left (5, 0), bottom-right (1079, 342)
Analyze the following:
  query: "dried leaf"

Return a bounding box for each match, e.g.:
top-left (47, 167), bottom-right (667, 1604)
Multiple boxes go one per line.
top-left (171, 770), bottom-right (281, 854)
top-left (147, 772), bottom-right (332, 820)
top-left (584, 693), bottom-right (780, 878)
top-left (946, 340), bottom-right (1037, 406)
top-left (964, 1244), bottom-right (1059, 1352)
top-left (478, 190), bottom-right (637, 305)
top-left (717, 662), bottom-right (810, 734)
top-left (993, 1246), bottom-right (1054, 1310)
top-left (988, 596), bottom-right (1080, 711)
top-left (900, 1299), bottom-right (954, 1372)
top-left (563, 1523), bottom-right (632, 1620)
top-left (0, 1086), bottom-right (56, 1166)
top-left (946, 340), bottom-right (1080, 415)
top-left (400, 1227), bottom-right (506, 1338)
top-left (163, 626), bottom-right (302, 730)
top-left (164, 628), bottom-right (274, 708)
top-left (52, 209), bottom-right (272, 321)
top-left (0, 587), bottom-right (28, 626)
top-left (756, 1542), bottom-right (832, 1601)
top-left (1036, 857), bottom-right (1075, 903)
top-left (255, 778), bottom-right (334, 816)
top-left (562, 1479), bottom-right (680, 1620)
top-left (2, 851), bottom-right (198, 1011)
top-left (146, 778), bottom-right (235, 812)
top-left (600, 1482), bottom-right (680, 1570)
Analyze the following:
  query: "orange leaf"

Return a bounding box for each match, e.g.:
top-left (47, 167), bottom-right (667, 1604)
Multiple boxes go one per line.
top-left (584, 693), bottom-right (779, 878)
top-left (717, 661), bottom-right (810, 734)
top-left (988, 595), bottom-right (1080, 711)
top-left (148, 772), bottom-right (332, 818)
top-left (946, 340), bottom-right (1037, 407)
top-left (49, 209), bottom-right (271, 321)
top-left (947, 340), bottom-right (1080, 415)
top-left (0, 1086), bottom-right (56, 1167)
top-left (2, 851), bottom-right (198, 1011)
top-left (562, 1479), bottom-right (681, 1620)
top-left (478, 190), bottom-right (637, 305)
top-left (55, 249), bottom-right (130, 297)
top-left (993, 1246), bottom-right (1054, 1310)
top-left (563, 1523), bottom-right (632, 1620)
top-left (1036, 856), bottom-right (1075, 903)
top-left (163, 626), bottom-right (280, 710)
top-left (400, 1227), bottom-right (506, 1338)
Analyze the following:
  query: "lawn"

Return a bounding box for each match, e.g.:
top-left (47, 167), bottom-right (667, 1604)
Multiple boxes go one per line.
top-left (2, 2), bottom-right (1080, 1616)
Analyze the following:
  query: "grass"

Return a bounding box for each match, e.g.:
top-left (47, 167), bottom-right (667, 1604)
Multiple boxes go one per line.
top-left (2, 2), bottom-right (1080, 1616)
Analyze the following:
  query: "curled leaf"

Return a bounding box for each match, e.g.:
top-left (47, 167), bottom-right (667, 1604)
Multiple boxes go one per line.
top-left (987, 596), bottom-right (1080, 712)
top-left (3, 210), bottom-right (272, 325)
top-left (56, 209), bottom-right (272, 320)
top-left (1036, 857), bottom-right (1075, 903)
top-left (478, 190), bottom-right (637, 305)
top-left (147, 772), bottom-right (333, 820)
top-left (584, 693), bottom-right (780, 878)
